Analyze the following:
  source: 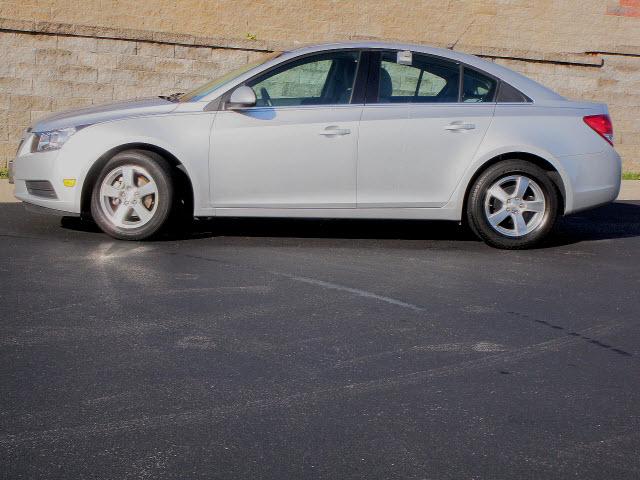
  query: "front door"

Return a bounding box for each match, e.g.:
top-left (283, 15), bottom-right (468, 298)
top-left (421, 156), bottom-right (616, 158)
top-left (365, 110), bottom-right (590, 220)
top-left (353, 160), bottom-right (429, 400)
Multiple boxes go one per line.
top-left (210, 50), bottom-right (363, 208)
top-left (357, 51), bottom-right (496, 207)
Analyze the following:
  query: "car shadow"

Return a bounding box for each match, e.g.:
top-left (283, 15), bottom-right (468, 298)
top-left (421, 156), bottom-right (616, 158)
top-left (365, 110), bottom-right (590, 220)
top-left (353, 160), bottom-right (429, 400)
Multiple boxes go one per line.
top-left (57, 200), bottom-right (640, 247)
top-left (60, 214), bottom-right (478, 242)
top-left (549, 200), bottom-right (640, 246)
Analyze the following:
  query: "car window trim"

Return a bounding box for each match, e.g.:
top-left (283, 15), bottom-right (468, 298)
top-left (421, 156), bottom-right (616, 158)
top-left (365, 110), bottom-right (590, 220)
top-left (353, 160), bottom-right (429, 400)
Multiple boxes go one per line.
top-left (349, 50), bottom-right (370, 105)
top-left (457, 64), bottom-right (464, 103)
top-left (364, 51), bottom-right (381, 104)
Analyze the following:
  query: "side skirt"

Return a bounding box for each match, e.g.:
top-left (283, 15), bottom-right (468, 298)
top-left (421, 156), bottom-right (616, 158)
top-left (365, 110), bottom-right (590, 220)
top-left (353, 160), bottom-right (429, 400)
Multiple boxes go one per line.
top-left (196, 207), bottom-right (461, 221)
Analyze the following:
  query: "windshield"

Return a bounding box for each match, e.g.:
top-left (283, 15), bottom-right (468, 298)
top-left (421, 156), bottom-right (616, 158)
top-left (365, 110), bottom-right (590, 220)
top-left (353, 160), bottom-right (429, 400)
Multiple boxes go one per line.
top-left (179, 51), bottom-right (283, 102)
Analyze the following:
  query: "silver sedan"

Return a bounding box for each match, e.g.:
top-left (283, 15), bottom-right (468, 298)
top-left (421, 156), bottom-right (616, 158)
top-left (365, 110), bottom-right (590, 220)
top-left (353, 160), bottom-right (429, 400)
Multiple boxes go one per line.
top-left (11, 41), bottom-right (621, 248)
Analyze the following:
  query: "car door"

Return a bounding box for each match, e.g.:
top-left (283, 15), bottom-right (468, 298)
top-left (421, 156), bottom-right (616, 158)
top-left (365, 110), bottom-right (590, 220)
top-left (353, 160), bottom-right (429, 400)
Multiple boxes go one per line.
top-left (357, 50), bottom-right (496, 207)
top-left (210, 50), bottom-right (364, 209)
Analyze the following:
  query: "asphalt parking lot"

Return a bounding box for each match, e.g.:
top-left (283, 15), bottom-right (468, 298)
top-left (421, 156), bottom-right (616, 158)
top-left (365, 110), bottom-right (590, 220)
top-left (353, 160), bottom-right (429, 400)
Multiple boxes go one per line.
top-left (1, 201), bottom-right (639, 479)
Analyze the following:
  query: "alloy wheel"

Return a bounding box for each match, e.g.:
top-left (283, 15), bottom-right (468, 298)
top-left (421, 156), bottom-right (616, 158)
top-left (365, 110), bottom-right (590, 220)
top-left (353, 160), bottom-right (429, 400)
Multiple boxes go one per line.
top-left (99, 165), bottom-right (159, 229)
top-left (483, 174), bottom-right (547, 237)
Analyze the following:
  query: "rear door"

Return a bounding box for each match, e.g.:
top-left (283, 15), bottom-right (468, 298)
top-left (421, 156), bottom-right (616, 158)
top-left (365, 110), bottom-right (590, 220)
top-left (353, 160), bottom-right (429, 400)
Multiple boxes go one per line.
top-left (357, 50), bottom-right (496, 207)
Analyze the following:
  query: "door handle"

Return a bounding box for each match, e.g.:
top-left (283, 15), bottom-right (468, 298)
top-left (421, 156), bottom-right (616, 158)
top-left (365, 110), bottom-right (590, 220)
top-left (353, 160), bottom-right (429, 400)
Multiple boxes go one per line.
top-left (445, 122), bottom-right (476, 131)
top-left (319, 126), bottom-right (351, 136)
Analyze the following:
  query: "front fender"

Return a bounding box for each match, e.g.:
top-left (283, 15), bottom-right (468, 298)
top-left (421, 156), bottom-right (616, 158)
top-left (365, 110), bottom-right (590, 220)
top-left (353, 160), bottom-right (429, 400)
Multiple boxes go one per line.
top-left (58, 112), bottom-right (215, 213)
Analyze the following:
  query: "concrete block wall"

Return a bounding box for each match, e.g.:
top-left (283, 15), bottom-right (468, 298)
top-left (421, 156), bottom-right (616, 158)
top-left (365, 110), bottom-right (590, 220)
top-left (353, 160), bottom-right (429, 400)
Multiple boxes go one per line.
top-left (0, 30), bottom-right (265, 166)
top-left (1, 1), bottom-right (638, 55)
top-left (0, 0), bottom-right (639, 171)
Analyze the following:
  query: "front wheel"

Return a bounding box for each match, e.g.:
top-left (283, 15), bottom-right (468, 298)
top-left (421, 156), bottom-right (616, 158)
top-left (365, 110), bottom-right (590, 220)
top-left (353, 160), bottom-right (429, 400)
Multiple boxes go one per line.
top-left (90, 150), bottom-right (174, 240)
top-left (466, 160), bottom-right (560, 249)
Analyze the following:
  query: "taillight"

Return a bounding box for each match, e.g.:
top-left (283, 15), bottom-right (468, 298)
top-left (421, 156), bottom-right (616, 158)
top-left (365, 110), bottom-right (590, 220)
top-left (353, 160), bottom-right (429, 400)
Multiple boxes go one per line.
top-left (583, 114), bottom-right (614, 146)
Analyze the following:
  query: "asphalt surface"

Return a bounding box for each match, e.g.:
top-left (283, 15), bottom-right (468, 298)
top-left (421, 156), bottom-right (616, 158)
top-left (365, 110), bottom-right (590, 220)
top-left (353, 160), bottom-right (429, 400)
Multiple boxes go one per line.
top-left (1, 201), bottom-right (640, 479)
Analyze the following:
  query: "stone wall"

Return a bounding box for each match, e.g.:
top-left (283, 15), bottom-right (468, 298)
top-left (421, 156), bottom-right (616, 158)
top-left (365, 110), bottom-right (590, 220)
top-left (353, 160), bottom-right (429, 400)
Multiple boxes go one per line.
top-left (0, 0), bottom-right (639, 171)
top-left (0, 29), bottom-right (266, 166)
top-left (1, 1), bottom-right (638, 54)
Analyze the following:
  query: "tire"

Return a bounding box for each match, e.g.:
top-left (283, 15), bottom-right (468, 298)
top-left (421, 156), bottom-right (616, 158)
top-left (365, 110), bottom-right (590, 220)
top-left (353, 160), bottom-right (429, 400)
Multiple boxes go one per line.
top-left (167, 166), bottom-right (195, 235)
top-left (466, 160), bottom-right (560, 249)
top-left (90, 150), bottom-right (174, 240)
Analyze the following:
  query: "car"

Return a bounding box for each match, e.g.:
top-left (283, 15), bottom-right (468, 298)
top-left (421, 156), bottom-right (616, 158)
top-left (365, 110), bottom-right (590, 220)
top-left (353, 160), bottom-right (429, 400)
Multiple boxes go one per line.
top-left (9, 41), bottom-right (621, 249)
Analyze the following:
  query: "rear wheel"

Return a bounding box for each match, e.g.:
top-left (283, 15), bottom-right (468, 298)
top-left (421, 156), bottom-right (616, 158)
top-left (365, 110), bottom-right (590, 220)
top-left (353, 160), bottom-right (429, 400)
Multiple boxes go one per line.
top-left (90, 150), bottom-right (173, 240)
top-left (466, 160), bottom-right (560, 249)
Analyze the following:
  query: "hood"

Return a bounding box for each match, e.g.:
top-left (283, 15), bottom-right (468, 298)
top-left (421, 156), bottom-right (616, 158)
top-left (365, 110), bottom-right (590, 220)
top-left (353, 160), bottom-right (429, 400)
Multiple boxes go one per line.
top-left (31, 97), bottom-right (179, 132)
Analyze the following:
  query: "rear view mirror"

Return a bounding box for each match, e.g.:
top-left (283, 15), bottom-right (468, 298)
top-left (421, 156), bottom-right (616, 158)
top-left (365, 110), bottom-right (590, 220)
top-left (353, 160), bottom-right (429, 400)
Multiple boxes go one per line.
top-left (226, 86), bottom-right (257, 109)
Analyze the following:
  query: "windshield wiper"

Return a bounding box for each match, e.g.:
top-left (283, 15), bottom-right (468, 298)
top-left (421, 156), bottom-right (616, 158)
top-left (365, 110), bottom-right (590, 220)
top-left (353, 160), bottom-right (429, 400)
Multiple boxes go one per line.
top-left (159, 92), bottom-right (184, 103)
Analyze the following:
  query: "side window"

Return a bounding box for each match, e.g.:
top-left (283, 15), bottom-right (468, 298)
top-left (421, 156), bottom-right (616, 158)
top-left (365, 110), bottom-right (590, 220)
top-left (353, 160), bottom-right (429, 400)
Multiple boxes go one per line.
top-left (247, 51), bottom-right (360, 107)
top-left (462, 68), bottom-right (497, 103)
top-left (496, 81), bottom-right (530, 103)
top-left (377, 51), bottom-right (459, 103)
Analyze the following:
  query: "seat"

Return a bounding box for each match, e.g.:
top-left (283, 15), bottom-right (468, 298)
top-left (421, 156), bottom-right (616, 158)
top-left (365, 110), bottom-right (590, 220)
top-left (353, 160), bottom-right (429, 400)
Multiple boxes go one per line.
top-left (378, 68), bottom-right (393, 102)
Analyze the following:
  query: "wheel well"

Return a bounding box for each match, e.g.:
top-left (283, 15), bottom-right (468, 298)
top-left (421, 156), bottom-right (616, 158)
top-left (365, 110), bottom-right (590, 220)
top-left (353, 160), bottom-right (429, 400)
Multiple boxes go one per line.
top-left (462, 152), bottom-right (566, 217)
top-left (80, 143), bottom-right (194, 218)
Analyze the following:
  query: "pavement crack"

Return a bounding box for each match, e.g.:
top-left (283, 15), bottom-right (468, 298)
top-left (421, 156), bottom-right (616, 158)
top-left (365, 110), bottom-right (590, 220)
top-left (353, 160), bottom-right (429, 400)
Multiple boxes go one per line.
top-left (172, 251), bottom-right (425, 312)
top-left (508, 311), bottom-right (635, 359)
top-left (273, 272), bottom-right (425, 312)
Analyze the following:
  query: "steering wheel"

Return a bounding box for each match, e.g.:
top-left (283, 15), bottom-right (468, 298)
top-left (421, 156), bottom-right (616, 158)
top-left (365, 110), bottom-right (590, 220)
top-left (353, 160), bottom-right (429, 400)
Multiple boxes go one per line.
top-left (260, 87), bottom-right (273, 107)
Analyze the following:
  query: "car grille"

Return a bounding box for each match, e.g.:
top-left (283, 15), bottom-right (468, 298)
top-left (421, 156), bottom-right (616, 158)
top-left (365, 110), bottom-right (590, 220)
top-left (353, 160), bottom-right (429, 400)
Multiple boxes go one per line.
top-left (25, 180), bottom-right (57, 199)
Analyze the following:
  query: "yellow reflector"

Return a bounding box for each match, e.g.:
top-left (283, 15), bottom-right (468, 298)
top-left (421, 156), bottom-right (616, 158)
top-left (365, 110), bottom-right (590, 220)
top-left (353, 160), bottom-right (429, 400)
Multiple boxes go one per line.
top-left (63, 178), bottom-right (76, 187)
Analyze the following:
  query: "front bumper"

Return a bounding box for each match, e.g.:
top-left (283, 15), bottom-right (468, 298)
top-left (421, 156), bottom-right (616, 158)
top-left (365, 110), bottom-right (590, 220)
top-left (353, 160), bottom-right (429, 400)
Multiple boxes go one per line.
top-left (11, 149), bottom-right (82, 215)
top-left (23, 202), bottom-right (80, 217)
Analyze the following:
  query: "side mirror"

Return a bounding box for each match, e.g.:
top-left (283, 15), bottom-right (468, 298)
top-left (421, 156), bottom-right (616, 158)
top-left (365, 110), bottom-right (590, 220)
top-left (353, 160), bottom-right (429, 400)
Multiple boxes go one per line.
top-left (226, 86), bottom-right (257, 109)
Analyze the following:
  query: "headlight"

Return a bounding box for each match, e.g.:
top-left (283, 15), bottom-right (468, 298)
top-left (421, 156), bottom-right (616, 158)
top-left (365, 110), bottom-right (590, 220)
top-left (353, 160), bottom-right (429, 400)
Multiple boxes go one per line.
top-left (32, 127), bottom-right (79, 152)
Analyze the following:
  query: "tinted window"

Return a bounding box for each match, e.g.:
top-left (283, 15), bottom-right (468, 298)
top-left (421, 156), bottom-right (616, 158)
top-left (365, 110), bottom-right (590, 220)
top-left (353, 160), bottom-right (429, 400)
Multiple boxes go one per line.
top-left (462, 68), bottom-right (497, 103)
top-left (377, 51), bottom-right (459, 103)
top-left (247, 51), bottom-right (360, 107)
top-left (496, 81), bottom-right (530, 103)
